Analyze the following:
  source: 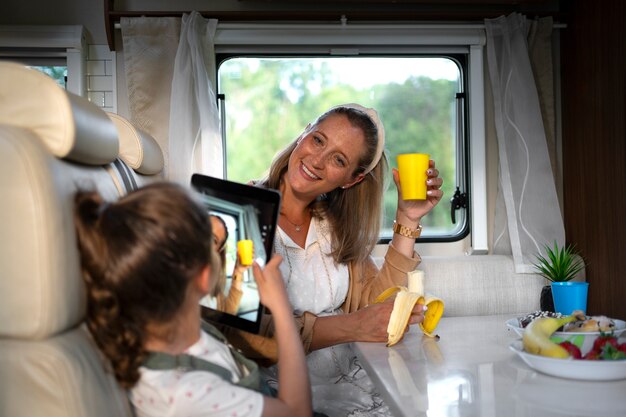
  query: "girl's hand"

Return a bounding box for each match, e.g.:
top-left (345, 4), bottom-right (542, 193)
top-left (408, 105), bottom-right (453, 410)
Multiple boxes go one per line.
top-left (251, 255), bottom-right (289, 313)
top-left (392, 159), bottom-right (444, 223)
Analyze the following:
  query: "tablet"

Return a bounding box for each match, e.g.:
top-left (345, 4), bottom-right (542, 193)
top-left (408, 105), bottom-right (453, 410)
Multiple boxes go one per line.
top-left (191, 174), bottom-right (281, 334)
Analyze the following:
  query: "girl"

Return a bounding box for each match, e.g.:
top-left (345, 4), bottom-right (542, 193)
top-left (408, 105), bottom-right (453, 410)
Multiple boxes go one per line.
top-left (73, 182), bottom-right (312, 417)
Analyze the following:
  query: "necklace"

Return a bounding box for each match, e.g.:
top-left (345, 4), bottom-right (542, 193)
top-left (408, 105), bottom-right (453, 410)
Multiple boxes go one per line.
top-left (280, 211), bottom-right (307, 232)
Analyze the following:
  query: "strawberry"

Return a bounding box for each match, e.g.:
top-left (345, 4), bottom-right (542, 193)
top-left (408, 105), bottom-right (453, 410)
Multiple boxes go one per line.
top-left (583, 349), bottom-right (601, 360)
top-left (558, 341), bottom-right (582, 359)
top-left (592, 334), bottom-right (618, 352)
top-left (618, 343), bottom-right (626, 355)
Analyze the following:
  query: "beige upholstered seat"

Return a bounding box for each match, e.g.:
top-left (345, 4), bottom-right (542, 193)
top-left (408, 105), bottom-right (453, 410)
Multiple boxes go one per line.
top-left (0, 62), bottom-right (162, 417)
top-left (108, 112), bottom-right (164, 176)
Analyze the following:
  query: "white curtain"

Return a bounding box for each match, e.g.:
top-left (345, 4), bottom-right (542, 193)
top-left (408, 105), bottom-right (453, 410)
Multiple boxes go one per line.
top-left (121, 12), bottom-right (222, 184)
top-left (485, 13), bottom-right (565, 273)
top-left (168, 12), bottom-right (222, 184)
top-left (121, 17), bottom-right (180, 178)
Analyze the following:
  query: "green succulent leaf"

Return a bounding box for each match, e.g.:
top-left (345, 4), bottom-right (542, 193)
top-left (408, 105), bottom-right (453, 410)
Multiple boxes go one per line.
top-left (532, 241), bottom-right (585, 282)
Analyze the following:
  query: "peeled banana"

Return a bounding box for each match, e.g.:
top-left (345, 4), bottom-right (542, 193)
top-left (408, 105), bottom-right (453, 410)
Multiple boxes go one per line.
top-left (522, 311), bottom-right (587, 358)
top-left (374, 270), bottom-right (444, 346)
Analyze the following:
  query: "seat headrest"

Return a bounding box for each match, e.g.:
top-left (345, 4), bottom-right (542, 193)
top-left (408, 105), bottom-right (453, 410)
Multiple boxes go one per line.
top-left (0, 61), bottom-right (118, 165)
top-left (107, 112), bottom-right (164, 175)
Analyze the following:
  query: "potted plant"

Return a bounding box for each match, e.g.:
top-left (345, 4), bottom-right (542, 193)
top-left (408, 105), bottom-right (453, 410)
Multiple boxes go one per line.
top-left (532, 241), bottom-right (586, 312)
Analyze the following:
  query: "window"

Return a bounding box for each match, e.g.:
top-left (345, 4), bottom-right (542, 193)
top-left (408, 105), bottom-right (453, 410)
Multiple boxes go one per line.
top-left (213, 23), bottom-right (487, 249)
top-left (0, 25), bottom-right (86, 96)
top-left (31, 66), bottom-right (68, 89)
top-left (219, 56), bottom-right (467, 241)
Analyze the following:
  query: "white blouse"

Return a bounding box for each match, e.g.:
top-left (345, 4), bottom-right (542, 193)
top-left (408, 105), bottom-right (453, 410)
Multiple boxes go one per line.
top-left (268, 219), bottom-right (388, 416)
top-left (273, 217), bottom-right (349, 315)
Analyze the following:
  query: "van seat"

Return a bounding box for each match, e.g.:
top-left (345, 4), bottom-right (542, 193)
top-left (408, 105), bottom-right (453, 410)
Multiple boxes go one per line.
top-left (0, 61), bottom-right (160, 417)
top-left (108, 112), bottom-right (164, 176)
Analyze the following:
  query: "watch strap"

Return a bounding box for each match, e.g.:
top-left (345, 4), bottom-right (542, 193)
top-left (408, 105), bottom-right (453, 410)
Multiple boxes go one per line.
top-left (392, 221), bottom-right (422, 239)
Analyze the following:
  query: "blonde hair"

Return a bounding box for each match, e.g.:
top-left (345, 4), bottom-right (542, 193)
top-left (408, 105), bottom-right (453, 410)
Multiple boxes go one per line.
top-left (259, 106), bottom-right (388, 264)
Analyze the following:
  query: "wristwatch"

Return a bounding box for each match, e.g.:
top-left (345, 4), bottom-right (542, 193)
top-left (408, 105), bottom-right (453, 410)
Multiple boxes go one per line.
top-left (392, 221), bottom-right (423, 239)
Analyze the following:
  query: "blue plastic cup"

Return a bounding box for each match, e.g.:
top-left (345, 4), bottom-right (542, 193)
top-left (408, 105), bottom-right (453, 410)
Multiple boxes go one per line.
top-left (551, 282), bottom-right (589, 315)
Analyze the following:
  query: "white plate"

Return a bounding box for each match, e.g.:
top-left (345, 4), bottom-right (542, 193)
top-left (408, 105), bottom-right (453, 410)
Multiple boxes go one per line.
top-left (506, 317), bottom-right (626, 338)
top-left (509, 340), bottom-right (626, 381)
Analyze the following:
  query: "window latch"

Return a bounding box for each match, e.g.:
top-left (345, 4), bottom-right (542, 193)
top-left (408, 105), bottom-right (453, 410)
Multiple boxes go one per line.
top-left (450, 187), bottom-right (467, 224)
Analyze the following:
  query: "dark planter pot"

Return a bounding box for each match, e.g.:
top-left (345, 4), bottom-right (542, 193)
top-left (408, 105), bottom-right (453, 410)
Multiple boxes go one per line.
top-left (540, 285), bottom-right (555, 312)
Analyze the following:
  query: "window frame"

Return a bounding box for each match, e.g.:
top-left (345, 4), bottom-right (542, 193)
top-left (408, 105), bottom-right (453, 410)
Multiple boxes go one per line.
top-left (213, 22), bottom-right (487, 252)
top-left (217, 52), bottom-right (467, 241)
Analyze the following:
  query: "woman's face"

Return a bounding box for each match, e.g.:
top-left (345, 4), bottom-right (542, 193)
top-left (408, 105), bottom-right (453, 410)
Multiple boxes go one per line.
top-left (286, 113), bottom-right (367, 198)
top-left (210, 216), bottom-right (227, 252)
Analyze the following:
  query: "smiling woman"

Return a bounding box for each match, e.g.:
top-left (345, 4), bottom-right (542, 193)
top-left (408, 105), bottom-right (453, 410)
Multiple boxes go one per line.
top-left (234, 103), bottom-right (443, 416)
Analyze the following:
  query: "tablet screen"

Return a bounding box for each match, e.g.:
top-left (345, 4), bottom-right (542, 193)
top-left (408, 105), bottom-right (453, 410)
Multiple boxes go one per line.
top-left (191, 174), bottom-right (281, 334)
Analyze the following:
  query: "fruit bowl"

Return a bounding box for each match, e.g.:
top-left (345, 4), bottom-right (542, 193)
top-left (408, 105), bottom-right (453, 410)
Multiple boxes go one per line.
top-left (509, 340), bottom-right (626, 381)
top-left (506, 316), bottom-right (626, 338)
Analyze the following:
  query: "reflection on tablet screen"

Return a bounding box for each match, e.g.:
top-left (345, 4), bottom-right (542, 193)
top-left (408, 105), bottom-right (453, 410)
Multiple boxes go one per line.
top-left (191, 174), bottom-right (281, 334)
top-left (203, 211), bottom-right (259, 322)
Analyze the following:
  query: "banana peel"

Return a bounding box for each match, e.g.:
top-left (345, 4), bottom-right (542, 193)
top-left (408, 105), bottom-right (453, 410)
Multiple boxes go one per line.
top-left (374, 270), bottom-right (444, 346)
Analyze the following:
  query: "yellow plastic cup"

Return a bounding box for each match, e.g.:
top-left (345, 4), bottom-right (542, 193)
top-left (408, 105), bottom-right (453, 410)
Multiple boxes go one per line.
top-left (397, 153), bottom-right (430, 200)
top-left (237, 240), bottom-right (254, 266)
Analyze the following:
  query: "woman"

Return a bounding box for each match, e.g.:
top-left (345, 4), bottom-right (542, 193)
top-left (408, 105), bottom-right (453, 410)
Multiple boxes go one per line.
top-left (253, 103), bottom-right (443, 416)
top-left (73, 182), bottom-right (312, 417)
top-left (209, 214), bottom-right (250, 315)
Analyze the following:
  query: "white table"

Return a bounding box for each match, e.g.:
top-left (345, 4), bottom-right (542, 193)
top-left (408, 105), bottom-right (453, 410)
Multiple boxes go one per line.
top-left (352, 314), bottom-right (626, 417)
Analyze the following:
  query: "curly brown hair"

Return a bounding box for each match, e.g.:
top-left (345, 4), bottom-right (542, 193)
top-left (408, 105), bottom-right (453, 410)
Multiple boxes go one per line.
top-left (73, 182), bottom-right (213, 388)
